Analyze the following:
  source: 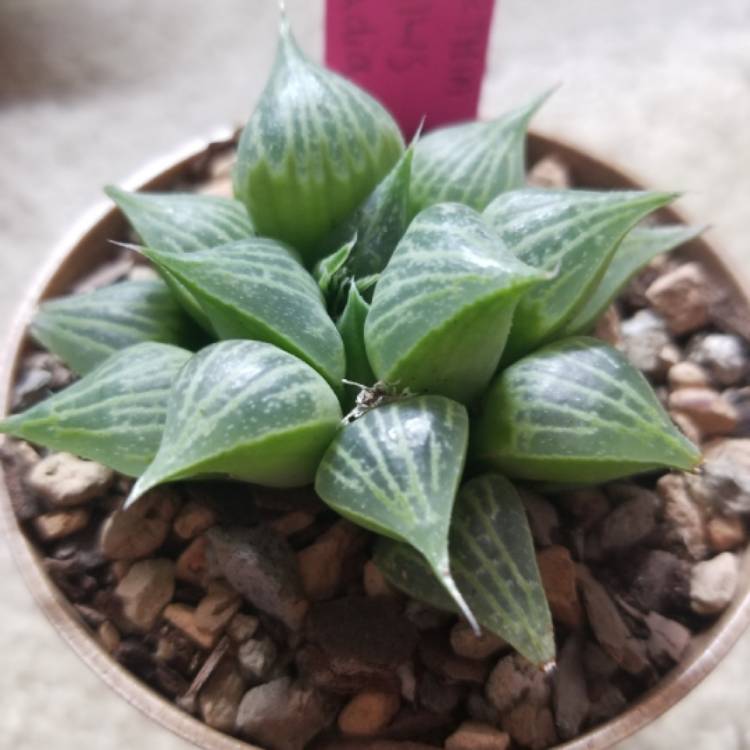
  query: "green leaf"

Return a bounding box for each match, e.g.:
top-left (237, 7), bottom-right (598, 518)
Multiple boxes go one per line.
top-left (563, 224), bottom-right (705, 335)
top-left (374, 474), bottom-right (554, 666)
top-left (106, 187), bottom-right (255, 331)
top-left (483, 189), bottom-right (677, 361)
top-left (331, 141), bottom-right (415, 279)
top-left (472, 337), bottom-right (701, 483)
top-left (0, 343), bottom-right (191, 476)
top-left (315, 395), bottom-right (477, 629)
top-left (128, 340), bottom-right (342, 505)
top-left (142, 238), bottom-right (345, 390)
top-left (409, 92), bottom-right (548, 215)
top-left (337, 283), bottom-right (375, 410)
top-left (364, 203), bottom-right (543, 403)
top-left (233, 20), bottom-right (404, 265)
top-left (30, 279), bottom-right (202, 375)
top-left (314, 239), bottom-right (354, 301)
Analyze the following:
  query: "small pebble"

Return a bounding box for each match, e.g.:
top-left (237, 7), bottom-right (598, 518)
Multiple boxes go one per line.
top-left (690, 552), bottom-right (739, 615)
top-left (445, 721), bottom-right (511, 750)
top-left (337, 690), bottom-right (400, 736)
top-left (645, 262), bottom-right (710, 335)
top-left (33, 509), bottom-right (90, 541)
top-left (27, 453), bottom-right (113, 508)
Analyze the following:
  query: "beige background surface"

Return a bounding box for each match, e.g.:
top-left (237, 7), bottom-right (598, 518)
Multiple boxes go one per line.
top-left (1, 1), bottom-right (749, 748)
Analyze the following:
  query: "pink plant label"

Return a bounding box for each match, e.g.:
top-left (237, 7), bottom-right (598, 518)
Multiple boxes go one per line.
top-left (325, 0), bottom-right (496, 137)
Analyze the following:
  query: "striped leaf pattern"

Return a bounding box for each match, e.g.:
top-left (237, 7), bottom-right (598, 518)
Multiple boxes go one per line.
top-left (128, 341), bottom-right (342, 505)
top-left (483, 189), bottom-right (676, 361)
top-left (472, 337), bottom-right (701, 483)
top-left (365, 204), bottom-right (542, 403)
top-left (315, 395), bottom-right (477, 628)
top-left (563, 224), bottom-right (704, 335)
top-left (31, 279), bottom-right (202, 375)
top-left (142, 238), bottom-right (345, 390)
top-left (233, 21), bottom-right (404, 264)
top-left (374, 474), bottom-right (554, 666)
top-left (337, 283), bottom-right (375, 410)
top-left (332, 141), bottom-right (414, 279)
top-left (0, 343), bottom-right (191, 476)
top-left (106, 187), bottom-right (255, 331)
top-left (409, 93), bottom-right (547, 215)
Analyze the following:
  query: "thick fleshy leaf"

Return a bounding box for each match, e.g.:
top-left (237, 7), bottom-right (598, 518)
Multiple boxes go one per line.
top-left (0, 343), bottom-right (191, 476)
top-left (315, 395), bottom-right (477, 628)
top-left (374, 474), bottom-right (554, 666)
top-left (314, 239), bottom-right (354, 302)
top-left (563, 224), bottom-right (704, 335)
top-left (472, 337), bottom-right (701, 483)
top-left (233, 20), bottom-right (404, 265)
top-left (106, 187), bottom-right (255, 330)
top-left (409, 93), bottom-right (547, 215)
top-left (365, 203), bottom-right (543, 403)
top-left (331, 142), bottom-right (414, 279)
top-left (337, 283), bottom-right (375, 409)
top-left (483, 189), bottom-right (676, 361)
top-left (142, 238), bottom-right (345, 390)
top-left (30, 279), bottom-right (201, 375)
top-left (127, 341), bottom-right (342, 505)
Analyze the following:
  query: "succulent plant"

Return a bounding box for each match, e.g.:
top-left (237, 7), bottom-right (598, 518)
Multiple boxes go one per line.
top-left (1, 21), bottom-right (702, 667)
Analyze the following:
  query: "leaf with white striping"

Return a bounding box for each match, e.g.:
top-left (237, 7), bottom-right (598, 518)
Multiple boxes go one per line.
top-left (330, 140), bottom-right (414, 279)
top-left (142, 238), bottom-right (345, 390)
top-left (314, 239), bottom-right (354, 306)
top-left (563, 224), bottom-right (704, 335)
top-left (472, 337), bottom-right (701, 483)
top-left (374, 474), bottom-right (554, 666)
top-left (233, 20), bottom-right (404, 265)
top-left (127, 340), bottom-right (342, 506)
top-left (409, 92), bottom-right (548, 215)
top-left (483, 189), bottom-right (676, 362)
top-left (30, 279), bottom-right (203, 375)
top-left (337, 282), bottom-right (375, 410)
top-left (106, 187), bottom-right (255, 331)
top-left (364, 203), bottom-right (543, 404)
top-left (0, 342), bottom-right (191, 476)
top-left (315, 395), bottom-right (477, 629)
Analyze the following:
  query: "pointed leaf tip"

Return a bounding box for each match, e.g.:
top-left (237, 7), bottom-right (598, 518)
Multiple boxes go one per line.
top-left (315, 395), bottom-right (472, 620)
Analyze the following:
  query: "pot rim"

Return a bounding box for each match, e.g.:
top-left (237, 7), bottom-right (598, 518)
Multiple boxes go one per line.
top-left (1, 129), bottom-right (749, 750)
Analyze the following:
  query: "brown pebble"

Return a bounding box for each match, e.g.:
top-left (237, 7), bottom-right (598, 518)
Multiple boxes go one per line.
top-left (690, 552), bottom-right (739, 615)
top-left (558, 488), bottom-right (609, 530)
top-left (706, 515), bottom-right (747, 552)
top-left (669, 387), bottom-right (738, 436)
top-left (198, 656), bottom-right (246, 733)
top-left (645, 611), bottom-right (691, 668)
top-left (553, 634), bottom-right (589, 740)
top-left (445, 721), bottom-right (510, 750)
top-left (338, 690), bottom-right (401, 737)
top-left (297, 521), bottom-right (366, 601)
top-left (419, 633), bottom-right (488, 686)
top-left (593, 305), bottom-right (622, 347)
top-left (657, 473), bottom-right (707, 560)
top-left (270, 510), bottom-right (317, 537)
top-left (520, 490), bottom-right (559, 547)
top-left (227, 613), bottom-right (260, 643)
top-left (364, 560), bottom-right (399, 598)
top-left (527, 155), bottom-right (570, 189)
top-left (173, 500), bottom-right (217, 541)
top-left (668, 361), bottom-right (710, 389)
top-left (194, 580), bottom-right (242, 640)
top-left (114, 558), bottom-right (175, 632)
top-left (502, 704), bottom-right (558, 750)
top-left (33, 509), bottom-right (90, 541)
top-left (27, 452), bottom-right (113, 507)
top-left (645, 262), bottom-right (710, 335)
top-left (176, 535), bottom-right (210, 586)
top-left (100, 488), bottom-right (180, 561)
top-left (97, 620), bottom-right (121, 654)
top-left (537, 546), bottom-right (582, 629)
top-left (450, 621), bottom-right (507, 661)
top-left (163, 603), bottom-right (216, 650)
top-left (485, 653), bottom-right (550, 714)
top-left (670, 411), bottom-right (703, 446)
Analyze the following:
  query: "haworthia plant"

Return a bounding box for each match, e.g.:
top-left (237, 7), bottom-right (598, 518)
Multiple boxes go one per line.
top-left (0, 343), bottom-right (191, 476)
top-left (315, 395), bottom-right (478, 629)
top-left (483, 189), bottom-right (677, 362)
top-left (106, 187), bottom-right (255, 331)
top-left (365, 203), bottom-right (543, 403)
top-left (472, 337), bottom-right (701, 483)
top-left (409, 93), bottom-right (548, 216)
top-left (127, 340), bottom-right (342, 504)
top-left (562, 224), bottom-right (704, 335)
top-left (4, 15), bottom-right (707, 669)
top-left (141, 238), bottom-right (345, 389)
top-left (233, 19), bottom-right (404, 264)
top-left (375, 474), bottom-right (554, 665)
top-left (30, 279), bottom-right (201, 375)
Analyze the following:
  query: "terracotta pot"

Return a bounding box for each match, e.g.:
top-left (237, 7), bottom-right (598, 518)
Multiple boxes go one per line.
top-left (1, 131), bottom-right (749, 750)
